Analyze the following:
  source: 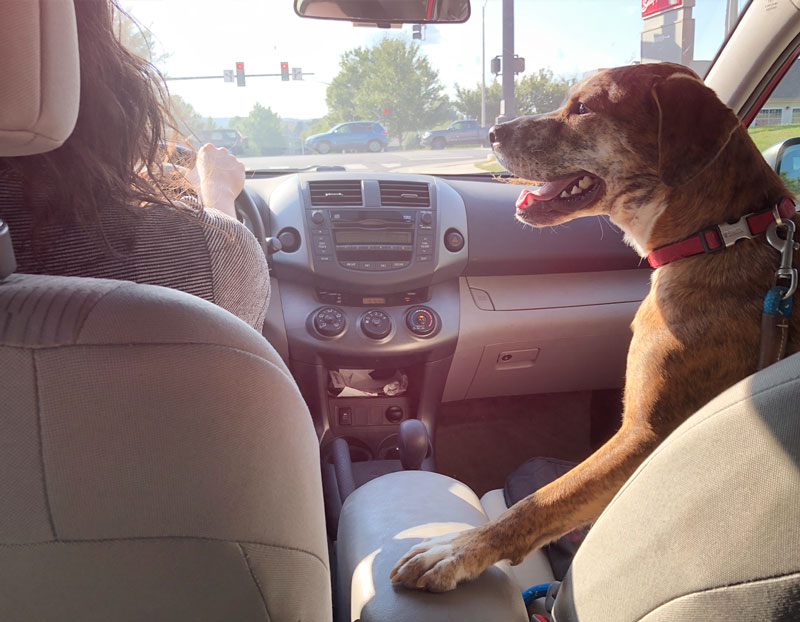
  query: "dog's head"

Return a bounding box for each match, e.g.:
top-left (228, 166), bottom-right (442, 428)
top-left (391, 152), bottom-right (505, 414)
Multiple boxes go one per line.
top-left (492, 62), bottom-right (742, 254)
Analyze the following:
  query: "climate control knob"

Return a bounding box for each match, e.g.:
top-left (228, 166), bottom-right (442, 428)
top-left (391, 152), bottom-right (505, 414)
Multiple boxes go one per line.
top-left (406, 306), bottom-right (439, 337)
top-left (311, 306), bottom-right (345, 337)
top-left (361, 309), bottom-right (392, 340)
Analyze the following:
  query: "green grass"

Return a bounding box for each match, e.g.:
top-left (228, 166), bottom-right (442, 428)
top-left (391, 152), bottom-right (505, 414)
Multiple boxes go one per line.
top-left (474, 154), bottom-right (506, 173)
top-left (748, 123), bottom-right (800, 152)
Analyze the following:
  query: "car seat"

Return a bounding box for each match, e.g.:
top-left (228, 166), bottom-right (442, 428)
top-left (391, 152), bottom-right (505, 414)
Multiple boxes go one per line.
top-left (0, 3), bottom-right (331, 620)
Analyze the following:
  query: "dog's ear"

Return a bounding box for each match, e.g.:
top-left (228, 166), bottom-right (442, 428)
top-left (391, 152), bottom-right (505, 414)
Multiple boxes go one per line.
top-left (651, 75), bottom-right (741, 187)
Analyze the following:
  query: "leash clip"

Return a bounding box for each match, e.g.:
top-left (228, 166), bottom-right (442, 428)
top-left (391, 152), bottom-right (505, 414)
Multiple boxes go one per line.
top-left (766, 219), bottom-right (798, 299)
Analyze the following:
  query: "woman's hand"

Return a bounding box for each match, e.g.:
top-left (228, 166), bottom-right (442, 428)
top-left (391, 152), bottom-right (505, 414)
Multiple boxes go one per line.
top-left (191, 143), bottom-right (245, 219)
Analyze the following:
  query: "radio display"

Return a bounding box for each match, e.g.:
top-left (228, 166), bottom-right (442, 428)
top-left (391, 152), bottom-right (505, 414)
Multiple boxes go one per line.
top-left (334, 230), bottom-right (412, 245)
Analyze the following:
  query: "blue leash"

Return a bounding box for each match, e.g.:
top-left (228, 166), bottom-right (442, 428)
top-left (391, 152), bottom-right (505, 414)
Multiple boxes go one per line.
top-left (522, 583), bottom-right (553, 606)
top-left (763, 285), bottom-right (793, 317)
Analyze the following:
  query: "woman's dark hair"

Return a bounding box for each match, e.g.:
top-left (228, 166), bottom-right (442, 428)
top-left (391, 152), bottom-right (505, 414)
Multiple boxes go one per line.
top-left (0, 0), bottom-right (187, 228)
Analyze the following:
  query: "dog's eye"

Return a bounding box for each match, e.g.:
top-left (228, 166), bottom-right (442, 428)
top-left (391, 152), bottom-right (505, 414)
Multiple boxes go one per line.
top-left (575, 102), bottom-right (590, 115)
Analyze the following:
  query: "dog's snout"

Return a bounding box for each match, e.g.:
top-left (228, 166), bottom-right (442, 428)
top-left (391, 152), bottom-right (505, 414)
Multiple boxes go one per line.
top-left (488, 123), bottom-right (509, 145)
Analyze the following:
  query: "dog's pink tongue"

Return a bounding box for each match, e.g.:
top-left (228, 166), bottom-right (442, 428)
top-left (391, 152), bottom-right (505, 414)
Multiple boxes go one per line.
top-left (530, 176), bottom-right (581, 200)
top-left (516, 176), bottom-right (580, 210)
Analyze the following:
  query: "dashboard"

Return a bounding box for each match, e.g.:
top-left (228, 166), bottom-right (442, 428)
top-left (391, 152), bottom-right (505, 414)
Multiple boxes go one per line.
top-left (245, 172), bottom-right (651, 450)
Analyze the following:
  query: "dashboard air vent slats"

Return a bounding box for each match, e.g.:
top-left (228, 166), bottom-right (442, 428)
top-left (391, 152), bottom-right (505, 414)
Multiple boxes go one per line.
top-left (379, 181), bottom-right (431, 207)
top-left (309, 180), bottom-right (363, 206)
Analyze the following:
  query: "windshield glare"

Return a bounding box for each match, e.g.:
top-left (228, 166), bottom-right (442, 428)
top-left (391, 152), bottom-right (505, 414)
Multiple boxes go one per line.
top-left (124, 0), bottom-right (749, 175)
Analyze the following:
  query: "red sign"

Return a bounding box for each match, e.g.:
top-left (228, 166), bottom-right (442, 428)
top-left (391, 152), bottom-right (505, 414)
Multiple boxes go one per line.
top-left (642, 0), bottom-right (682, 18)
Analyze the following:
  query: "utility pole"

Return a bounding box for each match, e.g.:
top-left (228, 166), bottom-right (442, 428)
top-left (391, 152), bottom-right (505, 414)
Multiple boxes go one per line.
top-left (498, 0), bottom-right (515, 123)
top-left (481, 0), bottom-right (488, 128)
top-left (725, 0), bottom-right (738, 35)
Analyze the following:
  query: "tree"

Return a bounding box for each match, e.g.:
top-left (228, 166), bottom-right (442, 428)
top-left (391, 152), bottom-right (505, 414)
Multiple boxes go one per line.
top-left (168, 95), bottom-right (216, 141)
top-left (326, 37), bottom-right (452, 144)
top-left (516, 68), bottom-right (576, 116)
top-left (230, 103), bottom-right (287, 156)
top-left (115, 6), bottom-right (169, 67)
top-left (453, 80), bottom-right (502, 124)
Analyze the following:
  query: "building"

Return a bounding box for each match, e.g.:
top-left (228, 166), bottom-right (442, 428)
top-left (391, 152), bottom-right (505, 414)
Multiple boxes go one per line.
top-left (754, 61), bottom-right (800, 126)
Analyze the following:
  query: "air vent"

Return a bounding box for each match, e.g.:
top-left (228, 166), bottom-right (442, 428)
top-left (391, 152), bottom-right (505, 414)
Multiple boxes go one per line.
top-left (379, 181), bottom-right (431, 207)
top-left (309, 180), bottom-right (363, 206)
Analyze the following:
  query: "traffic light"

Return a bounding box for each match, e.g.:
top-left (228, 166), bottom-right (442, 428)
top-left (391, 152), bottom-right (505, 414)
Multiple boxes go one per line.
top-left (490, 56), bottom-right (501, 76)
top-left (383, 107), bottom-right (390, 117)
top-left (235, 61), bottom-right (245, 87)
top-left (280, 61), bottom-right (289, 81)
top-left (513, 56), bottom-right (525, 74)
top-left (412, 24), bottom-right (422, 39)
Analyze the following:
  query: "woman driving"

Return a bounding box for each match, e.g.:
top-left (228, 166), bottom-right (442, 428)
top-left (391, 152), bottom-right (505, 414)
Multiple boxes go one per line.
top-left (0, 0), bottom-right (269, 331)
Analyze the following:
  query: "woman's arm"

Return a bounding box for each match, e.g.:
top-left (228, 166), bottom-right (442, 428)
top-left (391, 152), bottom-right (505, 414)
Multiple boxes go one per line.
top-left (185, 143), bottom-right (245, 219)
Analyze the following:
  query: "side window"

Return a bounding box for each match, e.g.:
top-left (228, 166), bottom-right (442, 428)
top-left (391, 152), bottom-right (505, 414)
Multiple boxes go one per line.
top-left (452, 122), bottom-right (464, 130)
top-left (750, 56), bottom-right (800, 195)
top-left (749, 57), bottom-right (800, 145)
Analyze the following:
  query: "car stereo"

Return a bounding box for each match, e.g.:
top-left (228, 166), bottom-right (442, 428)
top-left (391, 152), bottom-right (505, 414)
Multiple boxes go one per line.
top-left (307, 207), bottom-right (435, 272)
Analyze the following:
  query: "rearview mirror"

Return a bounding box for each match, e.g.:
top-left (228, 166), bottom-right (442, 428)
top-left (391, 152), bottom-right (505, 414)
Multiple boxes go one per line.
top-left (763, 137), bottom-right (800, 196)
top-left (294, 0), bottom-right (470, 25)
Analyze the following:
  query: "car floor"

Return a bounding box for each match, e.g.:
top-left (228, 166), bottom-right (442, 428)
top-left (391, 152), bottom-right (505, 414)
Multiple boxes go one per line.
top-left (434, 389), bottom-right (622, 498)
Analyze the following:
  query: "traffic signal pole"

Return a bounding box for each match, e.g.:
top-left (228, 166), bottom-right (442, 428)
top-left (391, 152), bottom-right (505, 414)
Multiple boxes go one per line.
top-left (498, 0), bottom-right (515, 123)
top-left (165, 72), bottom-right (313, 82)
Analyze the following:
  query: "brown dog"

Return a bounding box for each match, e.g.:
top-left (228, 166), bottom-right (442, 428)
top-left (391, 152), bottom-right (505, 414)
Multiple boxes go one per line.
top-left (390, 62), bottom-right (797, 592)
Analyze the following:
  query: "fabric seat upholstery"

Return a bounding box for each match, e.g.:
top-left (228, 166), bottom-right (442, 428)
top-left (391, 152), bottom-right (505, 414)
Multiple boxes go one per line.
top-left (0, 274), bottom-right (331, 621)
top-left (553, 352), bottom-right (800, 621)
top-left (0, 2), bottom-right (331, 620)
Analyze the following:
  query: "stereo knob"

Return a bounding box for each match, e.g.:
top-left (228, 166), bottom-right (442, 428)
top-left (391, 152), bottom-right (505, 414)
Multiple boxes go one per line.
top-left (312, 306), bottom-right (345, 337)
top-left (361, 309), bottom-right (392, 340)
top-left (311, 210), bottom-right (325, 224)
top-left (420, 211), bottom-right (433, 226)
top-left (406, 306), bottom-right (438, 337)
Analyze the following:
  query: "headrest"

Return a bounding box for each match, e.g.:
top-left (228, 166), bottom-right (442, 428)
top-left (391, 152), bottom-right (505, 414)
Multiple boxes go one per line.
top-left (0, 1), bottom-right (80, 157)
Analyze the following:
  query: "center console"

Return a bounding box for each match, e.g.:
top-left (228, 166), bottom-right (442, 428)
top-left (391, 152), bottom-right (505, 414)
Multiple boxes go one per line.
top-left (261, 173), bottom-right (469, 498)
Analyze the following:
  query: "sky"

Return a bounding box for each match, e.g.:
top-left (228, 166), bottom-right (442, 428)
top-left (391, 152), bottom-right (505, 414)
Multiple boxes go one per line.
top-left (126, 0), bottom-right (736, 121)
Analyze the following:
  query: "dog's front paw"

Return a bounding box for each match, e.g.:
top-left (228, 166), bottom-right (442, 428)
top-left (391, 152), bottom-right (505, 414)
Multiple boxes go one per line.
top-left (389, 530), bottom-right (491, 592)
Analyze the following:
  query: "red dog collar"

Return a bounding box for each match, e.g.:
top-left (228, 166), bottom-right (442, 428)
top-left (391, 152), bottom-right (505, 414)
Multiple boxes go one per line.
top-left (647, 198), bottom-right (797, 268)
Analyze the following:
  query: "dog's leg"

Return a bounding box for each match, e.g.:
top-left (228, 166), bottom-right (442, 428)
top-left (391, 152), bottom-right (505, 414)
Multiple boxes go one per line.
top-left (389, 420), bottom-right (662, 592)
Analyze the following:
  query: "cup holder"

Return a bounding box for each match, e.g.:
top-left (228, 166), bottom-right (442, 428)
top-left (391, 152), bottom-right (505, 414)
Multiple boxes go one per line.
top-left (378, 433), bottom-right (401, 460)
top-left (324, 437), bottom-right (373, 464)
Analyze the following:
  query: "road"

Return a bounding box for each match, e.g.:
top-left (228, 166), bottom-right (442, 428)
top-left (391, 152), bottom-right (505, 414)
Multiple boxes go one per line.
top-left (240, 147), bottom-right (497, 174)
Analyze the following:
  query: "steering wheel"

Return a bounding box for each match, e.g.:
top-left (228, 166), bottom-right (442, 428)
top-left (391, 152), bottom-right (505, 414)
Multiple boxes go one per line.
top-left (234, 187), bottom-right (268, 258)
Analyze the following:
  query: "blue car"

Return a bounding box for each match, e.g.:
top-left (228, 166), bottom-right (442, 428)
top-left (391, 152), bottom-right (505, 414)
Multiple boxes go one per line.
top-left (305, 121), bottom-right (388, 154)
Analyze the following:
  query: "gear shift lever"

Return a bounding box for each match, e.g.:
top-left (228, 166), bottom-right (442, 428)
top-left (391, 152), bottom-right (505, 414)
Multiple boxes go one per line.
top-left (399, 419), bottom-right (429, 470)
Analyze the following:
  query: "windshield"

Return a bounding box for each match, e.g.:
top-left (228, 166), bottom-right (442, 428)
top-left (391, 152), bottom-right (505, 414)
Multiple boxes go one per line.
top-left (124, 0), bottom-right (750, 175)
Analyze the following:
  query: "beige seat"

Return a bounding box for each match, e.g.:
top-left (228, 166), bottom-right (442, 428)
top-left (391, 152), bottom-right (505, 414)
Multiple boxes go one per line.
top-left (552, 351), bottom-right (800, 621)
top-left (0, 3), bottom-right (331, 620)
top-left (337, 353), bottom-right (800, 621)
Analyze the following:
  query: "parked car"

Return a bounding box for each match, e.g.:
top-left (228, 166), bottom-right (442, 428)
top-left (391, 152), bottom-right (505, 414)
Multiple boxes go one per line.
top-left (421, 119), bottom-right (490, 149)
top-left (196, 128), bottom-right (247, 155)
top-left (305, 121), bottom-right (388, 154)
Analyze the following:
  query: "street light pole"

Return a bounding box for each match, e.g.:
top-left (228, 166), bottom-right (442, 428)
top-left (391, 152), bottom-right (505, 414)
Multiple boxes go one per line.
top-left (499, 0), bottom-right (515, 123)
top-left (481, 0), bottom-right (488, 128)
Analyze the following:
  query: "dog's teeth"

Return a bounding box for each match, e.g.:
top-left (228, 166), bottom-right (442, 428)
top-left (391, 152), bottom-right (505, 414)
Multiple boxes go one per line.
top-left (579, 176), bottom-right (592, 190)
top-left (560, 191), bottom-right (570, 198)
top-left (570, 185), bottom-right (582, 195)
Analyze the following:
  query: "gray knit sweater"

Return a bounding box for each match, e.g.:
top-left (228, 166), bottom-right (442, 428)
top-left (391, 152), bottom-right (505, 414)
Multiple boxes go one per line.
top-left (0, 175), bottom-right (270, 332)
